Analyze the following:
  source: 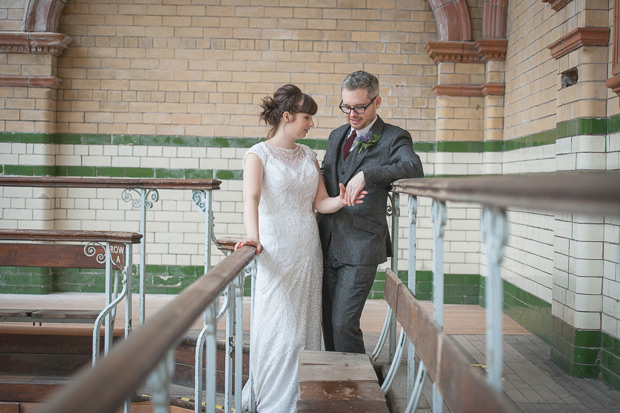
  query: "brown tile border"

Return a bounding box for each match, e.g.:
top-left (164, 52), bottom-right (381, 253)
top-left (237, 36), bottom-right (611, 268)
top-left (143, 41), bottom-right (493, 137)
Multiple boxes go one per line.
top-left (433, 83), bottom-right (505, 97)
top-left (0, 32), bottom-right (72, 56)
top-left (0, 75), bottom-right (61, 89)
top-left (547, 27), bottom-right (610, 59)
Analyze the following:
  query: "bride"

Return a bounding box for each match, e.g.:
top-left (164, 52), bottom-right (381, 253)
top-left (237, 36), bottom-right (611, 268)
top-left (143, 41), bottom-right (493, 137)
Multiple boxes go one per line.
top-left (235, 84), bottom-right (366, 412)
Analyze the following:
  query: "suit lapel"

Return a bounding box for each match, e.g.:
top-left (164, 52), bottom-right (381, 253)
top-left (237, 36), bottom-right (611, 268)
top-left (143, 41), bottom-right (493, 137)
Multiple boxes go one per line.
top-left (341, 116), bottom-right (385, 184)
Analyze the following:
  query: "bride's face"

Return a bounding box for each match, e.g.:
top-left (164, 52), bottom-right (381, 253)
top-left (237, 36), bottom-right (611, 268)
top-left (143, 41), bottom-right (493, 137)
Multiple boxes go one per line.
top-left (286, 112), bottom-right (314, 139)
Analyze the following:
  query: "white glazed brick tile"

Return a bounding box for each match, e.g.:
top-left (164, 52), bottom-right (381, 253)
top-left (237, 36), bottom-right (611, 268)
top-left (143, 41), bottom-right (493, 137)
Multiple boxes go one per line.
top-left (103, 146), bottom-right (118, 156)
top-left (0, 143), bottom-right (13, 153)
top-left (170, 158), bottom-right (199, 169)
top-left (201, 158), bottom-right (229, 170)
top-left (602, 314), bottom-right (618, 337)
top-left (555, 137), bottom-right (572, 155)
top-left (572, 222), bottom-right (604, 242)
top-left (141, 157), bottom-right (169, 168)
top-left (572, 135), bottom-right (606, 153)
top-left (112, 156), bottom-right (141, 167)
top-left (221, 148), bottom-right (236, 159)
top-left (608, 133), bottom-right (620, 151)
top-left (118, 145), bottom-right (133, 156)
top-left (56, 155), bottom-right (81, 166)
top-left (74, 145), bottom-right (88, 155)
top-left (147, 146), bottom-right (163, 157)
top-left (0, 154), bottom-right (19, 164)
top-left (569, 240), bottom-right (603, 259)
top-left (556, 153), bottom-right (576, 170)
top-left (571, 310), bottom-right (601, 330)
top-left (162, 147), bottom-right (177, 157)
top-left (568, 257), bottom-right (603, 277)
top-left (454, 153), bottom-right (482, 164)
top-left (10, 143), bottom-right (27, 154)
top-left (133, 146), bottom-right (148, 157)
top-left (82, 156), bottom-right (112, 167)
top-left (607, 152), bottom-right (620, 170)
top-left (177, 147), bottom-right (192, 158)
top-left (576, 152), bottom-right (606, 170)
top-left (569, 275), bottom-right (602, 294)
top-left (19, 154), bottom-right (54, 164)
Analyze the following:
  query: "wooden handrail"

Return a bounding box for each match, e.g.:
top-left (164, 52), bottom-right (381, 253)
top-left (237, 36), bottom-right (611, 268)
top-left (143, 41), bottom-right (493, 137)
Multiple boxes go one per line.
top-left (0, 229), bottom-right (142, 244)
top-left (392, 172), bottom-right (620, 215)
top-left (384, 269), bottom-right (514, 412)
top-left (40, 246), bottom-right (256, 413)
top-left (0, 176), bottom-right (221, 190)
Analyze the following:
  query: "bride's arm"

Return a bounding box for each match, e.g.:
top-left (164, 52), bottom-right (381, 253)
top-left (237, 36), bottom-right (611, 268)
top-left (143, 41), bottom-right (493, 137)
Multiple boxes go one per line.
top-left (313, 161), bottom-right (366, 214)
top-left (235, 153), bottom-right (263, 254)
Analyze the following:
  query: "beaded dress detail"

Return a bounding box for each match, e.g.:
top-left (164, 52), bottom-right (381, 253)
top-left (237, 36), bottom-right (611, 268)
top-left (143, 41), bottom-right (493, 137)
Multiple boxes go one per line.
top-left (242, 142), bottom-right (322, 413)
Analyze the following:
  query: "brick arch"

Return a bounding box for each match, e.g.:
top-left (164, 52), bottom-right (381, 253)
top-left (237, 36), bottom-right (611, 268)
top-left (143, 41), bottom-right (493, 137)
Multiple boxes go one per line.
top-left (23, 0), bottom-right (68, 32)
top-left (428, 0), bottom-right (471, 41)
top-left (482, 0), bottom-right (508, 39)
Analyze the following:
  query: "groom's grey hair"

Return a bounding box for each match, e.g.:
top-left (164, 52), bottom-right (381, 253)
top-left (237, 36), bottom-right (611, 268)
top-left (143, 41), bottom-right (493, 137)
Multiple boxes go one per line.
top-left (341, 71), bottom-right (380, 99)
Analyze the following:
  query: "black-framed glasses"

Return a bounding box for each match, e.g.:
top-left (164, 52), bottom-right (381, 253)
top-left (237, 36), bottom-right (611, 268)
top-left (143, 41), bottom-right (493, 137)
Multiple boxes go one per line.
top-left (339, 96), bottom-right (377, 115)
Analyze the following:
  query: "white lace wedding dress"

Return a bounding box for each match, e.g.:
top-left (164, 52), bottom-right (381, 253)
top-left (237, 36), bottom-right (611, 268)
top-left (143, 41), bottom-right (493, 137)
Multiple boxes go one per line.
top-left (242, 142), bottom-right (323, 413)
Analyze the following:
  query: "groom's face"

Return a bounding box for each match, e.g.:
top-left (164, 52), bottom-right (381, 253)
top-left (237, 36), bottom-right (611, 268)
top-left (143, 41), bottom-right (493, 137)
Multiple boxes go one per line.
top-left (341, 88), bottom-right (381, 131)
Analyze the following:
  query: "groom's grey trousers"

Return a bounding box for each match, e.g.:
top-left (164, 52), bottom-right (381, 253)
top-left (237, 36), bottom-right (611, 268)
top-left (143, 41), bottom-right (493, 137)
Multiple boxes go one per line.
top-left (322, 249), bottom-right (378, 354)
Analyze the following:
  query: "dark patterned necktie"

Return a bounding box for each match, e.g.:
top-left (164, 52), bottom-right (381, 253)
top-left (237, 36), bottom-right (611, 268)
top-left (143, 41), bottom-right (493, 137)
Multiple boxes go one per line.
top-left (342, 130), bottom-right (356, 161)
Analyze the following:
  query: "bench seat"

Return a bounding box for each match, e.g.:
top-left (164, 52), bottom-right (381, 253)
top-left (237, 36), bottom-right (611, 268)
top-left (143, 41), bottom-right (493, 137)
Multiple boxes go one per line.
top-left (0, 309), bottom-right (108, 325)
top-left (297, 350), bottom-right (388, 413)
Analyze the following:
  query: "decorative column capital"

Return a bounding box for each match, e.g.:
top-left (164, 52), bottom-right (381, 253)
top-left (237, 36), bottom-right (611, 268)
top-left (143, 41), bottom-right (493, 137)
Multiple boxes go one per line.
top-left (476, 39), bottom-right (508, 62)
top-left (0, 32), bottom-right (72, 56)
top-left (547, 27), bottom-right (609, 59)
top-left (426, 41), bottom-right (481, 64)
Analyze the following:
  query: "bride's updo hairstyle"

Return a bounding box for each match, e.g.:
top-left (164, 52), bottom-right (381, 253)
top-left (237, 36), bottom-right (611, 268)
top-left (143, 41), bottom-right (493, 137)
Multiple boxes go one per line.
top-left (260, 84), bottom-right (318, 139)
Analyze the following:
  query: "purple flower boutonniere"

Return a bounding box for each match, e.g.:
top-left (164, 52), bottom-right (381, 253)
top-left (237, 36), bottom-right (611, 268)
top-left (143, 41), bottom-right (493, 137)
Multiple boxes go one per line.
top-left (355, 132), bottom-right (381, 154)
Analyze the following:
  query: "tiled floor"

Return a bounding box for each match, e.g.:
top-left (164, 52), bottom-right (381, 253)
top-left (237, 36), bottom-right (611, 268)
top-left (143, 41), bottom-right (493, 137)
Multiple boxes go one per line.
top-left (2, 293), bottom-right (620, 412)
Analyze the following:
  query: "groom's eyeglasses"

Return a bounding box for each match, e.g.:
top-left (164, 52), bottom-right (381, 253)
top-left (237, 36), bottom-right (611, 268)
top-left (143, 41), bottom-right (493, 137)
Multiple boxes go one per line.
top-left (339, 96), bottom-right (377, 115)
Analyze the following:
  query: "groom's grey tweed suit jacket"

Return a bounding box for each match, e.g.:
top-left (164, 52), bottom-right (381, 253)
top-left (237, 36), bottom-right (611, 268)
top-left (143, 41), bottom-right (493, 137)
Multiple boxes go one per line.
top-left (318, 115), bottom-right (424, 266)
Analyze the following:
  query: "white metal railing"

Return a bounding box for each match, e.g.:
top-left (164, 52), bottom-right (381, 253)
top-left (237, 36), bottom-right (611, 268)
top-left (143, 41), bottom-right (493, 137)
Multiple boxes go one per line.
top-left (39, 246), bottom-right (256, 413)
top-left (375, 172), bottom-right (620, 411)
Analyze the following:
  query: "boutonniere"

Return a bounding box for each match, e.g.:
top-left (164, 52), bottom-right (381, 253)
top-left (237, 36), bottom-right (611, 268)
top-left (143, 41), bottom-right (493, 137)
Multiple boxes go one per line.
top-left (355, 132), bottom-right (381, 154)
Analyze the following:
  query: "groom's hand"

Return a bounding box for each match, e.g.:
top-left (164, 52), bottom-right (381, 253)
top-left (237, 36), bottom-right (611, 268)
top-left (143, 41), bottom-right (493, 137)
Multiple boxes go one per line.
top-left (345, 171), bottom-right (366, 206)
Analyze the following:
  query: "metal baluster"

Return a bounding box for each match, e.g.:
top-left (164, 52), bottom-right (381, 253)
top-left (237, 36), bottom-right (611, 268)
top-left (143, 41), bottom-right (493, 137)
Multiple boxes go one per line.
top-left (84, 242), bottom-right (108, 365)
top-left (192, 189), bottom-right (215, 413)
top-left (124, 243), bottom-right (133, 339)
top-left (481, 206), bottom-right (508, 392)
top-left (407, 196), bottom-right (418, 395)
top-left (205, 299), bottom-right (219, 413)
top-left (248, 259), bottom-right (258, 412)
top-left (104, 241), bottom-right (113, 355)
top-left (234, 271), bottom-right (244, 411)
top-left (147, 348), bottom-right (176, 413)
top-left (389, 193), bottom-right (399, 360)
top-left (224, 280), bottom-right (236, 412)
top-left (431, 199), bottom-right (446, 413)
top-left (121, 188), bottom-right (159, 326)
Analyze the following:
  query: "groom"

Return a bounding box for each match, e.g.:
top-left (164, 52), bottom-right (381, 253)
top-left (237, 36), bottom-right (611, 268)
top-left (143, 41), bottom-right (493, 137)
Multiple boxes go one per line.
top-left (318, 71), bottom-right (424, 354)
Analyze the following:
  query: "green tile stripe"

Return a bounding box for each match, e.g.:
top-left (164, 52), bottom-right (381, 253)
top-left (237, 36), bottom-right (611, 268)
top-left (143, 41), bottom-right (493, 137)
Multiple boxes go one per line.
top-left (1, 114), bottom-right (616, 153)
top-left (0, 164), bottom-right (244, 180)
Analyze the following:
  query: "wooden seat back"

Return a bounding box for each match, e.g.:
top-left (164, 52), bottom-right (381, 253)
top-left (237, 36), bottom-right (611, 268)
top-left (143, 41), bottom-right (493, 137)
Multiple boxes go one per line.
top-left (384, 268), bottom-right (514, 412)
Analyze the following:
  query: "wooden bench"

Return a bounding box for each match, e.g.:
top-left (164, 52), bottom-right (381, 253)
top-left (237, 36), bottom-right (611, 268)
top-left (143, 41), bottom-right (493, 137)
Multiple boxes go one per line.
top-left (383, 268), bottom-right (515, 412)
top-left (0, 229), bottom-right (141, 328)
top-left (296, 350), bottom-right (389, 412)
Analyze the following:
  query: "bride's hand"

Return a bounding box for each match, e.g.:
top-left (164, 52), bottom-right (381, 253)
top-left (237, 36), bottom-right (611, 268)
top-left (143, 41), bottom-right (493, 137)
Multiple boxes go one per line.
top-left (338, 182), bottom-right (367, 206)
top-left (234, 238), bottom-right (262, 254)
